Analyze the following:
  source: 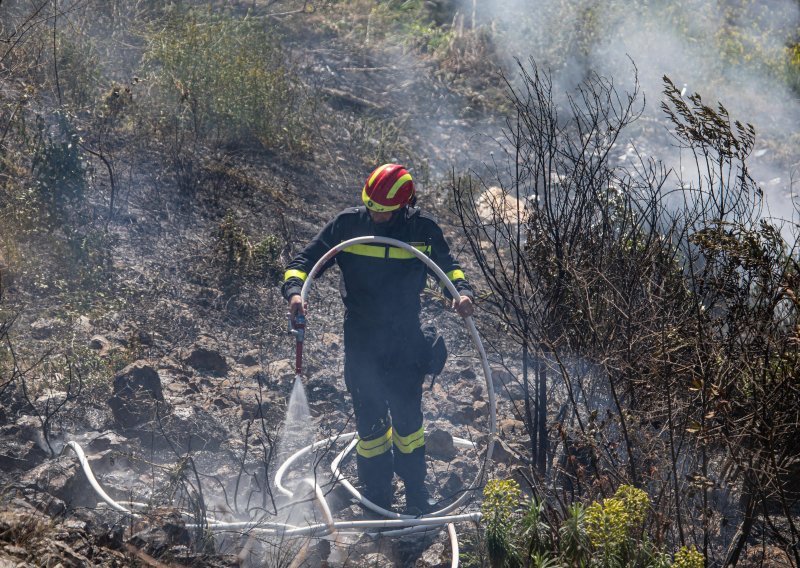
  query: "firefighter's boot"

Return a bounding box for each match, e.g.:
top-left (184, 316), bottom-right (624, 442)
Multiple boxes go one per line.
top-left (405, 485), bottom-right (436, 516)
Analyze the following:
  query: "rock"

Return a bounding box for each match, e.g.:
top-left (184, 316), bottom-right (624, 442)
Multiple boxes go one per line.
top-left (471, 383), bottom-right (484, 400)
top-left (20, 456), bottom-right (97, 508)
top-left (14, 414), bottom-right (45, 443)
top-left (267, 359), bottom-right (295, 382)
top-left (310, 400), bottom-right (335, 415)
top-left (73, 315), bottom-right (92, 333)
top-left (499, 418), bottom-right (526, 438)
top-left (87, 431), bottom-right (130, 453)
top-left (237, 387), bottom-right (275, 420)
top-left (439, 471), bottom-right (464, 501)
top-left (241, 365), bottom-right (268, 384)
top-left (448, 456), bottom-right (472, 475)
top-left (416, 541), bottom-right (447, 567)
top-left (81, 449), bottom-right (123, 475)
top-left (155, 404), bottom-right (228, 452)
top-left (447, 380), bottom-right (474, 405)
top-left (88, 334), bottom-right (110, 351)
top-left (363, 553), bottom-right (391, 566)
top-left (237, 350), bottom-right (260, 366)
top-left (459, 367), bottom-right (477, 381)
top-left (30, 318), bottom-right (62, 340)
top-left (113, 361), bottom-right (163, 397)
top-left (324, 483), bottom-right (357, 513)
top-left (158, 356), bottom-right (188, 374)
top-left (426, 428), bottom-right (456, 460)
top-left (108, 361), bottom-right (164, 428)
top-left (472, 400), bottom-right (488, 418)
top-left (320, 332), bottom-right (340, 350)
top-left (135, 329), bottom-right (154, 346)
top-left (182, 339), bottom-right (229, 376)
top-left (491, 439), bottom-right (528, 467)
top-left (451, 404), bottom-right (477, 425)
top-left (35, 390), bottom-right (67, 408)
top-left (78, 404), bottom-right (114, 431)
top-left (129, 509), bottom-right (190, 558)
top-left (0, 438), bottom-right (47, 470)
top-left (305, 376), bottom-right (340, 402)
top-left (491, 367), bottom-right (515, 388)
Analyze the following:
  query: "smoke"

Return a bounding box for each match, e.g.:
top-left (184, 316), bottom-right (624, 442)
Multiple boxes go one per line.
top-left (460, 0), bottom-right (800, 222)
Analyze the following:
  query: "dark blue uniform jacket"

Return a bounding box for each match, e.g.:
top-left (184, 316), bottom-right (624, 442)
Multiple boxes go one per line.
top-left (282, 206), bottom-right (473, 327)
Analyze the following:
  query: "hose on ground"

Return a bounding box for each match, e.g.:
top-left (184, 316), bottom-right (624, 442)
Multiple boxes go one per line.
top-left (61, 235), bottom-right (496, 568)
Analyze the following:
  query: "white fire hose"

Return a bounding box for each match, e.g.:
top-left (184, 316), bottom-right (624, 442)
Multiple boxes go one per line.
top-left (62, 236), bottom-right (497, 567)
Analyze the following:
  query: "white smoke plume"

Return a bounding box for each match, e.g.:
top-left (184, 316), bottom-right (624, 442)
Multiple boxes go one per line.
top-left (460, 0), bottom-right (800, 221)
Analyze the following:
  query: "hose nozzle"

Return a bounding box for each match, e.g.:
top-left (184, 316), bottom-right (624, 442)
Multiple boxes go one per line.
top-left (288, 312), bottom-right (306, 342)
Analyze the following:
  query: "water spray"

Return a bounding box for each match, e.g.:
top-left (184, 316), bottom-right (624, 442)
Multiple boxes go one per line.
top-left (61, 236), bottom-right (496, 567)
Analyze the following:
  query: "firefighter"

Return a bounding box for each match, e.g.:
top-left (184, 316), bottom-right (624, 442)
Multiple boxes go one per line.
top-left (282, 164), bottom-right (474, 515)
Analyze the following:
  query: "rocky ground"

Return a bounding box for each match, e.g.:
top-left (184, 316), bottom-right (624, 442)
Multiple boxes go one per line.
top-left (0, 8), bottom-right (535, 567)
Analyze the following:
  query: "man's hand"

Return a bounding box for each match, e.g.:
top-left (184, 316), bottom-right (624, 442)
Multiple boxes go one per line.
top-left (453, 295), bottom-right (474, 318)
top-left (289, 294), bottom-right (306, 319)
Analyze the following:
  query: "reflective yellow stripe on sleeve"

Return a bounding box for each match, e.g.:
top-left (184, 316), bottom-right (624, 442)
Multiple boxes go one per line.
top-left (393, 426), bottom-right (425, 454)
top-left (343, 244), bottom-right (431, 259)
top-left (446, 269), bottom-right (466, 281)
top-left (284, 269), bottom-right (308, 282)
top-left (356, 427), bottom-right (393, 458)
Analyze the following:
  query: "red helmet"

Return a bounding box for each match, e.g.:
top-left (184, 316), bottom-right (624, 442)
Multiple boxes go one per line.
top-left (361, 164), bottom-right (415, 212)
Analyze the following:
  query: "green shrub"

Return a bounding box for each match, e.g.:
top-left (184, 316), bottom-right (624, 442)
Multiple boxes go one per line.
top-left (673, 546), bottom-right (704, 568)
top-left (141, 8), bottom-right (310, 152)
top-left (584, 485), bottom-right (652, 564)
top-left (558, 503), bottom-right (590, 565)
top-left (31, 111), bottom-right (87, 222)
top-left (585, 497), bottom-right (630, 551)
top-left (213, 212), bottom-right (283, 284)
top-left (482, 478), bottom-right (522, 567)
top-left (474, 482), bottom-right (690, 567)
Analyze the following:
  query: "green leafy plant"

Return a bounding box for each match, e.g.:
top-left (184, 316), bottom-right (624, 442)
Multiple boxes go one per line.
top-left (520, 497), bottom-right (552, 559)
top-left (474, 483), bottom-right (677, 567)
top-left (558, 502), bottom-right (590, 566)
top-left (482, 478), bottom-right (523, 567)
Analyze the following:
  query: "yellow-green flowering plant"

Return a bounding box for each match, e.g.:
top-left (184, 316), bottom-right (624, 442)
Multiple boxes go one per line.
top-left (482, 479), bottom-right (523, 567)
top-left (673, 546), bottom-right (704, 568)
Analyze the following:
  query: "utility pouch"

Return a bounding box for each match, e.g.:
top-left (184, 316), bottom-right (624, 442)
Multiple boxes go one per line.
top-left (422, 325), bottom-right (447, 379)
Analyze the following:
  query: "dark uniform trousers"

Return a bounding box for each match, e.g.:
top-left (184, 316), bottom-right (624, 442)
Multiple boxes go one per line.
top-left (343, 317), bottom-right (427, 495)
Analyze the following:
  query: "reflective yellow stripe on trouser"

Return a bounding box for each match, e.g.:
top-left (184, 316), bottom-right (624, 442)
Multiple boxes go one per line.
top-left (357, 427), bottom-right (393, 458)
top-left (393, 426), bottom-right (425, 454)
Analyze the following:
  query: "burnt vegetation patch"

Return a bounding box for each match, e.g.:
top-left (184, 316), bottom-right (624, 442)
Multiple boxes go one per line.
top-left (1, 0), bottom-right (799, 567)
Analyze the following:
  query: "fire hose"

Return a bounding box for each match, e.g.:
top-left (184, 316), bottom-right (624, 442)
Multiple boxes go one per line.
top-left (61, 236), bottom-right (496, 567)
